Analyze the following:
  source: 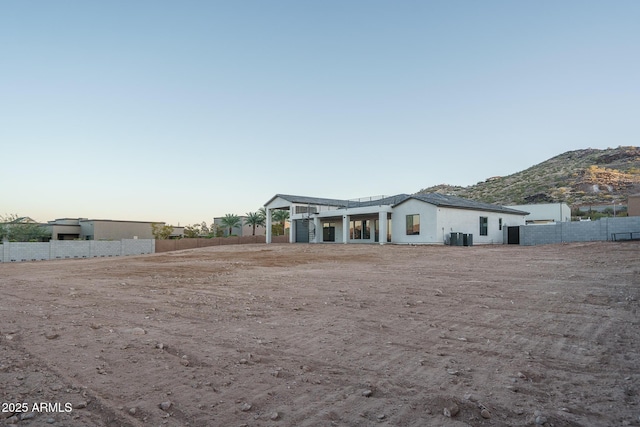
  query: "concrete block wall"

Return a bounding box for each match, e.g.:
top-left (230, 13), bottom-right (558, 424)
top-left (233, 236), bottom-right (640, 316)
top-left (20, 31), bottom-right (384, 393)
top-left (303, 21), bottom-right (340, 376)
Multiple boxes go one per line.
top-left (562, 221), bottom-right (603, 242)
top-left (0, 239), bottom-right (155, 262)
top-left (154, 236), bottom-right (270, 253)
top-left (3, 242), bottom-right (50, 262)
top-left (52, 240), bottom-right (92, 259)
top-left (121, 239), bottom-right (155, 255)
top-left (520, 217), bottom-right (640, 245)
top-left (519, 224), bottom-right (556, 246)
top-left (91, 240), bottom-right (122, 257)
top-left (608, 217), bottom-right (640, 237)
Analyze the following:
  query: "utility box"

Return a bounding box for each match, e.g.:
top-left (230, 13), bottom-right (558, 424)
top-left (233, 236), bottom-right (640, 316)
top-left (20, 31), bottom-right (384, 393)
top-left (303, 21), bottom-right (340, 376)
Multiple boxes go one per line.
top-left (450, 232), bottom-right (463, 246)
top-left (463, 233), bottom-right (473, 246)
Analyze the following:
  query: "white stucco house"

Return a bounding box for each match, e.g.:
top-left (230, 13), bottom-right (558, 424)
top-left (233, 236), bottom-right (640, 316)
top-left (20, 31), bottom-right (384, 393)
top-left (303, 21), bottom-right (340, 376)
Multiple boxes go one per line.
top-left (264, 193), bottom-right (529, 245)
top-left (505, 203), bottom-right (571, 224)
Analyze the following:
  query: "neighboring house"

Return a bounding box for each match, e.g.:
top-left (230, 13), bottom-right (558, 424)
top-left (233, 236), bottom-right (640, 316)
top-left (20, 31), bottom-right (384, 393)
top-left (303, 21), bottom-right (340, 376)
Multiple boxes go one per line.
top-left (629, 194), bottom-right (640, 217)
top-left (48, 218), bottom-right (84, 240)
top-left (213, 216), bottom-right (266, 237)
top-left (169, 226), bottom-right (185, 238)
top-left (264, 193), bottom-right (528, 245)
top-left (46, 218), bottom-right (183, 240)
top-left (505, 203), bottom-right (571, 224)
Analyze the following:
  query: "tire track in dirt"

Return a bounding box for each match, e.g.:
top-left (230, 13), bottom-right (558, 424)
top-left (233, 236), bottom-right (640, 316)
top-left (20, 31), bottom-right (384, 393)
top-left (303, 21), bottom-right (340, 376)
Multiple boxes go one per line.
top-left (2, 242), bottom-right (639, 426)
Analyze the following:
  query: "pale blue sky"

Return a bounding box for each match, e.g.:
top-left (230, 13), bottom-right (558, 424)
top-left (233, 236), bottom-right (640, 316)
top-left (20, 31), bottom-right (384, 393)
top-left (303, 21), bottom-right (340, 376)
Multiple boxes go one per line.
top-left (2, 1), bottom-right (638, 226)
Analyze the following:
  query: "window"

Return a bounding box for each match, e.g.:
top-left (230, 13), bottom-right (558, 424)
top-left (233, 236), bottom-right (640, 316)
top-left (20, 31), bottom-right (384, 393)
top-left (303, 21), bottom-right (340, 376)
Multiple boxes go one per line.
top-left (479, 216), bottom-right (488, 236)
top-left (350, 220), bottom-right (370, 239)
top-left (499, 218), bottom-right (503, 231)
top-left (350, 220), bottom-right (361, 239)
top-left (406, 214), bottom-right (420, 235)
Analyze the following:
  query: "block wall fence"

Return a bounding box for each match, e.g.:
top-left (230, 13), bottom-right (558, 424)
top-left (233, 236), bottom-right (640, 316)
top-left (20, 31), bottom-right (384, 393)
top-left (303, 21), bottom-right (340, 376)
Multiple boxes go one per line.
top-left (1, 239), bottom-right (154, 263)
top-left (519, 216), bottom-right (640, 246)
top-left (154, 235), bottom-right (289, 252)
top-left (0, 236), bottom-right (291, 262)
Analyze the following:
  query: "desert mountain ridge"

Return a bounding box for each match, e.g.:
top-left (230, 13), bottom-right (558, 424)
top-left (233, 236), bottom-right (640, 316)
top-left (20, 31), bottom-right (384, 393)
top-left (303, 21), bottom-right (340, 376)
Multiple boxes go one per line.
top-left (417, 146), bottom-right (640, 207)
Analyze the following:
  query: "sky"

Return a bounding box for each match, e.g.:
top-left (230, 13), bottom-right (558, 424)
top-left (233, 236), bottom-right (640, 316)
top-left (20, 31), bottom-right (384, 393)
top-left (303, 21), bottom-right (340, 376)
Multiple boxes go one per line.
top-left (1, 1), bottom-right (639, 226)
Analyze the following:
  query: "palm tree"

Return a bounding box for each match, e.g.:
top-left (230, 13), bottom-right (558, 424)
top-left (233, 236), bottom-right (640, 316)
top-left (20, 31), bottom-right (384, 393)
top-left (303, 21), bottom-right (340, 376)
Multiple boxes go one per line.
top-left (244, 211), bottom-right (265, 236)
top-left (220, 214), bottom-right (242, 237)
top-left (271, 210), bottom-right (289, 236)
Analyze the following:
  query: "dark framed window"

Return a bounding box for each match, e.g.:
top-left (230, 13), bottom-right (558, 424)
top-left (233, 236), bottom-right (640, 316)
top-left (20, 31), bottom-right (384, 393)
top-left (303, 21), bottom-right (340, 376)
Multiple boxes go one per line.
top-left (350, 220), bottom-right (361, 239)
top-left (406, 214), bottom-right (420, 235)
top-left (479, 216), bottom-right (488, 236)
top-left (350, 219), bottom-right (370, 239)
top-left (499, 218), bottom-right (503, 231)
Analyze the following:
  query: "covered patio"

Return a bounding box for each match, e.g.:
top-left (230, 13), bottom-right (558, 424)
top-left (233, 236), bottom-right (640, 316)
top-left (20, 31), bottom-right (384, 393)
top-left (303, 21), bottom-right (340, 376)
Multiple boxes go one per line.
top-left (264, 194), bottom-right (404, 244)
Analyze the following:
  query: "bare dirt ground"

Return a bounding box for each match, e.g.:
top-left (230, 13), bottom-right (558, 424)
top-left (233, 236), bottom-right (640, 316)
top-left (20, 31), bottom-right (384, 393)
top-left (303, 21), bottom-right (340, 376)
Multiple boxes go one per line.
top-left (1, 242), bottom-right (639, 427)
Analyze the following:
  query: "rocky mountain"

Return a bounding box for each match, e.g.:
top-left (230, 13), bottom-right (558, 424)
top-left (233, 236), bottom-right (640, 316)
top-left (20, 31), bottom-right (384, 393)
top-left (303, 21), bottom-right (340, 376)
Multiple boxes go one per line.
top-left (418, 146), bottom-right (640, 208)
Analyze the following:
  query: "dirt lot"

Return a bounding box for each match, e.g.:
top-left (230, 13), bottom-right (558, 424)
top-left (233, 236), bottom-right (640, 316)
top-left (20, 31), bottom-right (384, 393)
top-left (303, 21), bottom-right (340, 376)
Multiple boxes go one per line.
top-left (1, 242), bottom-right (638, 427)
